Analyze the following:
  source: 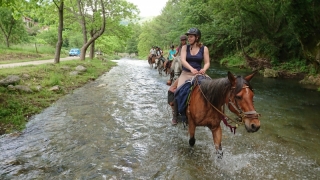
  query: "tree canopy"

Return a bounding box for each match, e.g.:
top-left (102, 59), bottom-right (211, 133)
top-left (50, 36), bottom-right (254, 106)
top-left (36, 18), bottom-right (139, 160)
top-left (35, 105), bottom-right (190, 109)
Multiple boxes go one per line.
top-left (137, 0), bottom-right (320, 72)
top-left (1, 0), bottom-right (319, 73)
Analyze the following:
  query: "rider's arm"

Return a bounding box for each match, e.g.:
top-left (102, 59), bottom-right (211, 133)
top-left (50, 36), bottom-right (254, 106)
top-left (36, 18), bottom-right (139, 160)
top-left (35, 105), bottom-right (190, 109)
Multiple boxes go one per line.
top-left (174, 48), bottom-right (179, 57)
top-left (181, 45), bottom-right (193, 70)
top-left (200, 46), bottom-right (210, 74)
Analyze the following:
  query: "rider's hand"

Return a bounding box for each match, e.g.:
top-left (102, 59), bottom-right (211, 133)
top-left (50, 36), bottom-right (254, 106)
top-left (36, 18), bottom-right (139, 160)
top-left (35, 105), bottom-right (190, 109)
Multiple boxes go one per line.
top-left (190, 68), bottom-right (199, 75)
top-left (199, 69), bottom-right (206, 75)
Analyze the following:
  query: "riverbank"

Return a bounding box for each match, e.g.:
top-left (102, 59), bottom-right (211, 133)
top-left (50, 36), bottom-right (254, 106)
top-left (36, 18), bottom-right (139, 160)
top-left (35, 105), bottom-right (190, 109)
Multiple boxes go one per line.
top-left (0, 58), bottom-right (117, 135)
top-left (219, 55), bottom-right (320, 90)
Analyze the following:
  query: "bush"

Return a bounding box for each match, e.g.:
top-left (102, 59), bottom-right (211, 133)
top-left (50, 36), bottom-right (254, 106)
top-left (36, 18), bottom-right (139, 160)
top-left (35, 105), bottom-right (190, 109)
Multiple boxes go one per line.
top-left (220, 54), bottom-right (245, 67)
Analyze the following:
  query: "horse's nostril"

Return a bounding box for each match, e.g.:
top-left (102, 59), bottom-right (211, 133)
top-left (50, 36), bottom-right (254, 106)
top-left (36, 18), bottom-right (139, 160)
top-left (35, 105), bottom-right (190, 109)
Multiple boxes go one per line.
top-left (251, 124), bottom-right (260, 131)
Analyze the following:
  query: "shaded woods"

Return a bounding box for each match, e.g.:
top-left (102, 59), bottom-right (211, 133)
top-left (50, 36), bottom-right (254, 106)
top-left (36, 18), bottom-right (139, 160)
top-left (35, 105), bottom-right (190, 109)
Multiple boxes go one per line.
top-left (136, 0), bottom-right (320, 75)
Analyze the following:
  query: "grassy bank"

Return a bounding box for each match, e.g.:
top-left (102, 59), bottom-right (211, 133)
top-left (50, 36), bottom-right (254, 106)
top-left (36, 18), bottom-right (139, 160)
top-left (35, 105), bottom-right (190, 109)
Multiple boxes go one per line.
top-left (0, 44), bottom-right (69, 64)
top-left (0, 58), bottom-right (117, 135)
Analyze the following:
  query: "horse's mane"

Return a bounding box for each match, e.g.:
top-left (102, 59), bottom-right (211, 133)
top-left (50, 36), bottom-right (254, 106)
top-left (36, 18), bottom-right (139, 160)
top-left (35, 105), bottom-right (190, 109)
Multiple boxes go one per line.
top-left (200, 75), bottom-right (253, 107)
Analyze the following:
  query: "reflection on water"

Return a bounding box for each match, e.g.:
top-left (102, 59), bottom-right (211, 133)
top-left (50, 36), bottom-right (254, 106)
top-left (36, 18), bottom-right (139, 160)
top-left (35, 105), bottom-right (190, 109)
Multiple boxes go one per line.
top-left (0, 59), bottom-right (319, 179)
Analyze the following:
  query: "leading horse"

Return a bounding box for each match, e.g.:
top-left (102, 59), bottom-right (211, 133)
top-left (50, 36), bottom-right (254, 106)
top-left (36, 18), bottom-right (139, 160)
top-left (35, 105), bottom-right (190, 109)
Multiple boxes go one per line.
top-left (148, 55), bottom-right (156, 68)
top-left (186, 71), bottom-right (260, 158)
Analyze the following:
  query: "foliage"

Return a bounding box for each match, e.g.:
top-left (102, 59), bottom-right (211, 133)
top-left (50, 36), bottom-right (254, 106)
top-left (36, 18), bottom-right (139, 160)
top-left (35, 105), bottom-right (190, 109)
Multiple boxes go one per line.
top-left (220, 55), bottom-right (245, 67)
top-left (273, 59), bottom-right (310, 74)
top-left (96, 35), bottom-right (124, 54)
top-left (125, 23), bottom-right (140, 54)
top-left (36, 26), bottom-right (58, 47)
top-left (63, 30), bottom-right (83, 48)
top-left (0, 7), bottom-right (29, 47)
top-left (136, 0), bottom-right (320, 74)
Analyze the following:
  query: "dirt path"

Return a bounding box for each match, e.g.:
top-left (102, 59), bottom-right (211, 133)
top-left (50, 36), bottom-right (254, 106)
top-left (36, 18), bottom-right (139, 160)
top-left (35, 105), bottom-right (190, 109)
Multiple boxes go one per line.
top-left (0, 56), bottom-right (81, 69)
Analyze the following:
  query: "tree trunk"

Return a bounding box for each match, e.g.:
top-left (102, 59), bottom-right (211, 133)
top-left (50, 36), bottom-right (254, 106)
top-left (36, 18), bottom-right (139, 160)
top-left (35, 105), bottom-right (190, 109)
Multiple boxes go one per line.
top-left (90, 39), bottom-right (95, 59)
top-left (77, 0), bottom-right (88, 61)
top-left (35, 43), bottom-right (38, 54)
top-left (78, 0), bottom-right (106, 61)
top-left (54, 0), bottom-right (64, 64)
top-left (0, 19), bottom-right (14, 48)
top-left (5, 36), bottom-right (9, 48)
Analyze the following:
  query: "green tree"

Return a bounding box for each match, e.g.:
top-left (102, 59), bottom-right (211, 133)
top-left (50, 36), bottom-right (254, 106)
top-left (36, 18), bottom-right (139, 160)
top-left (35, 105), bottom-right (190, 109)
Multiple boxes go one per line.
top-left (0, 7), bottom-right (27, 47)
top-left (66, 0), bottom-right (139, 60)
top-left (125, 23), bottom-right (140, 55)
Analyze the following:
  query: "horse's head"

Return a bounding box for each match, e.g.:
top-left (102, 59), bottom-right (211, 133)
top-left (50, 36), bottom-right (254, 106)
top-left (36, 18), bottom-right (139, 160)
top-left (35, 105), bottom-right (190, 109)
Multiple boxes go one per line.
top-left (227, 71), bottom-right (260, 132)
top-left (171, 56), bottom-right (182, 81)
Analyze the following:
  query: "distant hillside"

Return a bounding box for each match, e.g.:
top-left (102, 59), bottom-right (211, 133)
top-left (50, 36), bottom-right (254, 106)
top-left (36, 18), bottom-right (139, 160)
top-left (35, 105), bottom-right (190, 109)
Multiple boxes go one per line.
top-left (120, 16), bottom-right (156, 25)
top-left (138, 16), bottom-right (155, 23)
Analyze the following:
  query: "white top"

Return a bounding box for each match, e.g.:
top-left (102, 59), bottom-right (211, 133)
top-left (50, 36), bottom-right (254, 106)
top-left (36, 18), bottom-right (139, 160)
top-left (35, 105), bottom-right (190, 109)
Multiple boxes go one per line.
top-left (150, 48), bottom-right (156, 55)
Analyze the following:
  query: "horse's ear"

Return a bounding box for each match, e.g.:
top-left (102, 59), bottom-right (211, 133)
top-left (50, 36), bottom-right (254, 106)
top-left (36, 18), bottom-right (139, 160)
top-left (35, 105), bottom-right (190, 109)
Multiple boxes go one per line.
top-left (244, 71), bottom-right (257, 82)
top-left (227, 71), bottom-right (236, 85)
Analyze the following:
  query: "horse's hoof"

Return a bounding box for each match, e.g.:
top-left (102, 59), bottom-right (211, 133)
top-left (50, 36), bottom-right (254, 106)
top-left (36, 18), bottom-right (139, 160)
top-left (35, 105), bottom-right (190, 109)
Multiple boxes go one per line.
top-left (189, 137), bottom-right (195, 147)
top-left (216, 150), bottom-right (223, 159)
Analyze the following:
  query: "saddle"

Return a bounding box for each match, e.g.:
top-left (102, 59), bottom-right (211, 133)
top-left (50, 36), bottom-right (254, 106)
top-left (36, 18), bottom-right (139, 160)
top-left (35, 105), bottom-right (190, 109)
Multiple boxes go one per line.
top-left (175, 75), bottom-right (209, 115)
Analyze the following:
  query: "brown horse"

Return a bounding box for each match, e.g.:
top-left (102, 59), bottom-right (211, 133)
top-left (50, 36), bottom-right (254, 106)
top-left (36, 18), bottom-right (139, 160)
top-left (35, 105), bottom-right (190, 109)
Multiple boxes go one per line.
top-left (148, 55), bottom-right (156, 68)
top-left (186, 71), bottom-right (260, 158)
top-left (164, 61), bottom-right (172, 75)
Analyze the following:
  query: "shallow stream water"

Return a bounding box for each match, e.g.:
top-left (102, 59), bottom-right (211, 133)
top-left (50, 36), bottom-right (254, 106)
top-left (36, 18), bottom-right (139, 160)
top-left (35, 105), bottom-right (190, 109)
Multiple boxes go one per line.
top-left (0, 59), bottom-right (319, 179)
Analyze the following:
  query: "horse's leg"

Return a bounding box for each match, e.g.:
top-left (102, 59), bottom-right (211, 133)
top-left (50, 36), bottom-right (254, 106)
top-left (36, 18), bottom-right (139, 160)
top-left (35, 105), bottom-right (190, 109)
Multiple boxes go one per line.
top-left (158, 62), bottom-right (162, 75)
top-left (211, 125), bottom-right (223, 158)
top-left (165, 61), bottom-right (170, 75)
top-left (170, 70), bottom-right (174, 82)
top-left (188, 118), bottom-right (196, 146)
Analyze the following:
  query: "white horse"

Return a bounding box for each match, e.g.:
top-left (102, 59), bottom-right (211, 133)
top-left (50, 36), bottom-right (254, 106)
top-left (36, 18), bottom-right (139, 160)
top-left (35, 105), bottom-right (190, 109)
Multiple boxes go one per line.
top-left (170, 56), bottom-right (182, 83)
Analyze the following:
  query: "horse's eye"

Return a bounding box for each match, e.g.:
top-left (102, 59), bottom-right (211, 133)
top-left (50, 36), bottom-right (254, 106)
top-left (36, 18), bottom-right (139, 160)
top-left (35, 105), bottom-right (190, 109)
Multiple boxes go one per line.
top-left (235, 96), bottom-right (242, 100)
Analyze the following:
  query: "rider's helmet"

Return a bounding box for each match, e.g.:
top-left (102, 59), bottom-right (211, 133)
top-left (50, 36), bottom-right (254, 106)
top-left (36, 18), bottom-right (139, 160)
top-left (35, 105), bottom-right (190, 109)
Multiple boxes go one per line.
top-left (180, 35), bottom-right (187, 41)
top-left (185, 28), bottom-right (201, 42)
top-left (170, 45), bottom-right (174, 48)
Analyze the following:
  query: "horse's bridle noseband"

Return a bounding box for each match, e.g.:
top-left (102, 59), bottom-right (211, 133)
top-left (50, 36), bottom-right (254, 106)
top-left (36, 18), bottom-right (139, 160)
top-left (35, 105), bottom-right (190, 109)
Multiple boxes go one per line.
top-left (228, 86), bottom-right (260, 123)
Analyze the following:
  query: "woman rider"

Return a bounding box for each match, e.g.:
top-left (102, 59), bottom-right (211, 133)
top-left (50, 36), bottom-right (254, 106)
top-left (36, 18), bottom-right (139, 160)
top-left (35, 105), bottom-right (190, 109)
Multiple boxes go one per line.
top-left (164, 45), bottom-right (176, 71)
top-left (168, 28), bottom-right (210, 125)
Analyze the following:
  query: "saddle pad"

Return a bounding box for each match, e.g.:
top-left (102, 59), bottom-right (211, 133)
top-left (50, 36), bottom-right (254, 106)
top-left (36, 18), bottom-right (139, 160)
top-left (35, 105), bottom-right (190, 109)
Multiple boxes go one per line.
top-left (175, 75), bottom-right (209, 114)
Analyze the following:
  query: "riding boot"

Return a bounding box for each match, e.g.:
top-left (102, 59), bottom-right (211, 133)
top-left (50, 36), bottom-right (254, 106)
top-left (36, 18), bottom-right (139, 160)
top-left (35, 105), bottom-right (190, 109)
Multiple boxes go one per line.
top-left (171, 100), bottom-right (178, 125)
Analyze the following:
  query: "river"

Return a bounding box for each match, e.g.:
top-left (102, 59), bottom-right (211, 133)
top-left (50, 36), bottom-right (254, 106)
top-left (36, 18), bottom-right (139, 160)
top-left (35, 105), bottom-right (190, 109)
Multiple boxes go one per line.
top-left (0, 59), bottom-right (319, 179)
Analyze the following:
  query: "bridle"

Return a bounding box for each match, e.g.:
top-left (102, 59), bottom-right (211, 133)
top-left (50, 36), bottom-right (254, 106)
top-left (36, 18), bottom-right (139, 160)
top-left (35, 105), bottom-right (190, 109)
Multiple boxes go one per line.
top-left (227, 86), bottom-right (261, 123)
top-left (196, 78), bottom-right (260, 126)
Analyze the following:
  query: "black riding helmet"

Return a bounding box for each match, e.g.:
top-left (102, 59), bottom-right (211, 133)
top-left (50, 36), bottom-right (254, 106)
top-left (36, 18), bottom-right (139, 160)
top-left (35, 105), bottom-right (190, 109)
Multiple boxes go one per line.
top-left (185, 28), bottom-right (201, 41)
